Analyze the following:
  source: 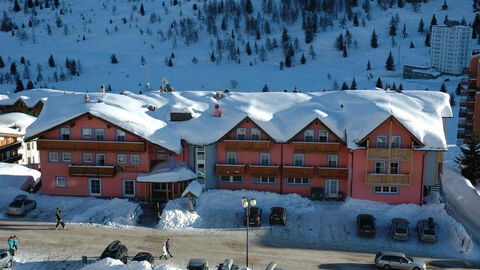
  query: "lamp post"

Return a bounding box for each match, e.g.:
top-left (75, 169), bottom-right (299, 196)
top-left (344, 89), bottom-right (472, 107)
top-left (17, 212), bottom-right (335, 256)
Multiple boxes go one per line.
top-left (242, 197), bottom-right (256, 268)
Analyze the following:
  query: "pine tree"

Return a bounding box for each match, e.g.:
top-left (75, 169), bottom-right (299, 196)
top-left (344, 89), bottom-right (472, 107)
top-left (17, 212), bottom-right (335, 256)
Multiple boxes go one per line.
top-left (300, 53), bottom-right (306, 64)
top-left (376, 77), bottom-right (383, 89)
top-left (392, 82), bottom-right (397, 91)
top-left (140, 55), bottom-right (146, 65)
top-left (245, 42), bottom-right (252, 55)
top-left (342, 46), bottom-right (348, 57)
top-left (409, 41), bottom-right (414, 48)
top-left (65, 57), bottom-right (71, 69)
top-left (285, 54), bottom-right (292, 68)
top-left (367, 60), bottom-right (371, 71)
top-left (389, 17), bottom-right (397, 37)
top-left (440, 83), bottom-right (447, 93)
top-left (418, 18), bottom-right (424, 33)
top-left (0, 56), bottom-right (4, 68)
top-left (108, 84), bottom-right (112, 92)
top-left (370, 29), bottom-right (378, 48)
top-left (402, 24), bottom-right (407, 39)
top-left (245, 0), bottom-right (253, 14)
top-left (111, 54), bottom-right (118, 64)
top-left (353, 13), bottom-right (359, 26)
top-left (385, 51), bottom-right (395, 71)
top-left (449, 92), bottom-right (456, 106)
top-left (341, 82), bottom-right (349, 90)
top-left (336, 33), bottom-right (344, 51)
top-left (15, 76), bottom-right (24, 92)
top-left (430, 14), bottom-right (437, 31)
top-left (140, 4), bottom-right (145, 16)
top-left (397, 0), bottom-right (404, 8)
top-left (210, 51), bottom-right (216, 62)
top-left (48, 54), bottom-right (55, 67)
top-left (305, 30), bottom-right (313, 44)
top-left (456, 83), bottom-right (463, 96)
top-left (350, 77), bottom-right (357, 90)
top-left (26, 80), bottom-right (34, 90)
top-left (424, 32), bottom-right (430, 47)
top-left (455, 138), bottom-right (480, 186)
top-left (398, 83), bottom-right (403, 92)
top-left (308, 45), bottom-right (316, 60)
top-left (442, 0), bottom-right (448, 10)
top-left (10, 62), bottom-right (17, 75)
top-left (167, 57), bottom-right (173, 67)
top-left (13, 0), bottom-right (21, 12)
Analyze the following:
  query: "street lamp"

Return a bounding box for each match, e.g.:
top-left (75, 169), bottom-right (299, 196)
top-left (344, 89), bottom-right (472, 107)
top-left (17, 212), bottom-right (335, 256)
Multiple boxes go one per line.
top-left (242, 197), bottom-right (256, 268)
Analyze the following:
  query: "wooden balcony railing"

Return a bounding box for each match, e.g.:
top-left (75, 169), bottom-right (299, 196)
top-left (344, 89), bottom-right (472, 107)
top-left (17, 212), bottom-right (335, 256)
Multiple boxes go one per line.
top-left (215, 164), bottom-right (246, 176)
top-left (367, 148), bottom-right (412, 160)
top-left (249, 165), bottom-right (280, 177)
top-left (283, 166), bottom-right (314, 178)
top-left (37, 139), bottom-right (145, 152)
top-left (0, 141), bottom-right (22, 153)
top-left (317, 167), bottom-right (349, 178)
top-left (292, 142), bottom-right (340, 153)
top-left (224, 140), bottom-right (270, 151)
top-left (2, 154), bottom-right (22, 163)
top-left (69, 164), bottom-right (118, 177)
top-left (366, 173), bottom-right (411, 185)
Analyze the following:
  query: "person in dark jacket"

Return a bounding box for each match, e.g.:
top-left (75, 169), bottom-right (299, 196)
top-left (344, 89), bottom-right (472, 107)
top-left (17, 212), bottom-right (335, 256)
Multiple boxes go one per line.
top-left (165, 238), bottom-right (172, 257)
top-left (55, 208), bottom-right (65, 229)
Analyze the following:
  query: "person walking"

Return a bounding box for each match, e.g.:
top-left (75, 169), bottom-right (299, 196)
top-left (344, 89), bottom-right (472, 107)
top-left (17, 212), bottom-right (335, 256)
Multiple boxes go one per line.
top-left (55, 208), bottom-right (65, 230)
top-left (165, 238), bottom-right (173, 258)
top-left (159, 242), bottom-right (168, 260)
top-left (7, 236), bottom-right (15, 256)
top-left (11, 235), bottom-right (18, 251)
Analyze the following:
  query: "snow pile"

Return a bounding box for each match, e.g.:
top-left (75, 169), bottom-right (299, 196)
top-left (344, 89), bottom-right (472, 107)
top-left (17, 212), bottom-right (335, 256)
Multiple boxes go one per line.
top-left (0, 112), bottom-right (36, 135)
top-left (160, 189), bottom-right (475, 259)
top-left (80, 258), bottom-right (184, 270)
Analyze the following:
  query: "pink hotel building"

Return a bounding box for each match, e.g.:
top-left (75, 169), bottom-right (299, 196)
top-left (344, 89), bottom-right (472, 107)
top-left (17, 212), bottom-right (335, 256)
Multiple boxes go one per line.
top-left (25, 90), bottom-right (452, 205)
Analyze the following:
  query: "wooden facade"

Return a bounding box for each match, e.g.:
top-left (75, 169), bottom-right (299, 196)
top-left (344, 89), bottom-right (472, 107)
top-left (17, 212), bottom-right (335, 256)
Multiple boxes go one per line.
top-left (215, 164), bottom-right (246, 176)
top-left (37, 139), bottom-right (145, 152)
top-left (283, 166), bottom-right (315, 178)
top-left (248, 165), bottom-right (280, 177)
top-left (69, 165), bottom-right (118, 177)
top-left (366, 173), bottom-right (411, 185)
top-left (224, 140), bottom-right (271, 151)
top-left (317, 167), bottom-right (349, 178)
top-left (292, 142), bottom-right (340, 153)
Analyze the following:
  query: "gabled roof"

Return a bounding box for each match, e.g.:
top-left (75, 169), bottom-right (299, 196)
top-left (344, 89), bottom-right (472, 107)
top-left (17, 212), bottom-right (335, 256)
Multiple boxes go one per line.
top-left (219, 116), bottom-right (276, 141)
top-left (287, 117), bottom-right (345, 143)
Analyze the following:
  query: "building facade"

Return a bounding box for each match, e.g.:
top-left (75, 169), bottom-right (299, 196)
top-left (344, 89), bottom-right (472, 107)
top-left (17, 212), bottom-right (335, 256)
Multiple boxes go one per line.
top-left (457, 54), bottom-right (480, 144)
top-left (430, 24), bottom-right (472, 75)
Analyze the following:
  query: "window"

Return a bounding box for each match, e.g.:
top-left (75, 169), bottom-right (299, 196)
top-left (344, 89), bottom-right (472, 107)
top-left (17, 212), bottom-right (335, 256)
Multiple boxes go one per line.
top-left (287, 177), bottom-right (310, 184)
top-left (374, 186), bottom-right (398, 194)
top-left (375, 161), bottom-right (386, 174)
top-left (153, 183), bottom-right (167, 191)
top-left (96, 154), bottom-right (105, 166)
top-left (116, 129), bottom-right (126, 141)
top-left (89, 178), bottom-right (102, 196)
top-left (49, 152), bottom-right (59, 162)
top-left (251, 128), bottom-right (261, 140)
top-left (220, 175), bottom-right (242, 183)
top-left (117, 154), bottom-right (127, 164)
top-left (62, 152), bottom-right (72, 163)
top-left (390, 162), bottom-right (400, 174)
top-left (253, 177), bottom-right (276, 184)
top-left (259, 153), bottom-right (270, 165)
top-left (156, 150), bottom-right (168, 161)
top-left (27, 143), bottom-right (31, 150)
top-left (304, 129), bottom-right (314, 142)
top-left (376, 135), bottom-right (387, 148)
top-left (123, 179), bottom-right (135, 197)
top-left (82, 128), bottom-right (92, 140)
top-left (56, 176), bottom-right (67, 188)
top-left (95, 129), bottom-right (106, 141)
top-left (327, 155), bottom-right (338, 168)
top-left (318, 130), bottom-right (329, 142)
top-left (293, 153), bottom-right (304, 166)
top-left (236, 128), bottom-right (246, 140)
top-left (391, 136), bottom-right (401, 148)
top-left (130, 154), bottom-right (140, 165)
top-left (60, 127), bottom-right (70, 140)
top-left (83, 153), bottom-right (93, 163)
top-left (226, 152), bottom-right (236, 164)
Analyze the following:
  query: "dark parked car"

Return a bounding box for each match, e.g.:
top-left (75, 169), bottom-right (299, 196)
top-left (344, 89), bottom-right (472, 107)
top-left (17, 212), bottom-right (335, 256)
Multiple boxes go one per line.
top-left (244, 207), bottom-right (262, 227)
top-left (132, 252), bottom-right (154, 265)
top-left (187, 258), bottom-right (209, 270)
top-left (391, 218), bottom-right (410, 241)
top-left (6, 194), bottom-right (36, 216)
top-left (99, 240), bottom-right (128, 264)
top-left (269, 207), bottom-right (286, 226)
top-left (357, 214), bottom-right (376, 237)
top-left (417, 217), bottom-right (438, 243)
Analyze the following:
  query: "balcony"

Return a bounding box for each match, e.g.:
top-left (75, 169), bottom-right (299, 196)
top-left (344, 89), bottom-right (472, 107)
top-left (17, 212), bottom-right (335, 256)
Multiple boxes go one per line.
top-left (317, 167), bottom-right (349, 178)
top-left (249, 165), bottom-right (280, 177)
top-left (69, 164), bottom-right (118, 177)
top-left (283, 166), bottom-right (314, 178)
top-left (0, 141), bottom-right (22, 153)
top-left (2, 154), bottom-right (22, 163)
top-left (215, 164), bottom-right (246, 176)
top-left (224, 140), bottom-right (270, 151)
top-left (37, 139), bottom-right (145, 152)
top-left (292, 142), bottom-right (340, 153)
top-left (367, 148), bottom-right (412, 160)
top-left (366, 173), bottom-right (410, 185)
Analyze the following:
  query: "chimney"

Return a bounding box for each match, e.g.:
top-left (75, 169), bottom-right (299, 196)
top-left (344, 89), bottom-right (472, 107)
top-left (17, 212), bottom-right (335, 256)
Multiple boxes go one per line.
top-left (84, 94), bottom-right (90, 103)
top-left (214, 104), bottom-right (222, 117)
top-left (100, 84), bottom-right (105, 94)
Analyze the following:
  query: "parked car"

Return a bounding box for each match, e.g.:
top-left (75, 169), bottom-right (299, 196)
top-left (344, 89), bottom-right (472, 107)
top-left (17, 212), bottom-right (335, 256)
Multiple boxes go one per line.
top-left (132, 252), bottom-right (154, 264)
top-left (374, 251), bottom-right (426, 270)
top-left (244, 207), bottom-right (262, 227)
top-left (417, 218), bottom-right (438, 243)
top-left (391, 218), bottom-right (410, 241)
top-left (0, 249), bottom-right (13, 269)
top-left (6, 195), bottom-right (36, 216)
top-left (187, 258), bottom-right (209, 270)
top-left (356, 214), bottom-right (376, 237)
top-left (99, 240), bottom-right (128, 264)
top-left (269, 207), bottom-right (286, 226)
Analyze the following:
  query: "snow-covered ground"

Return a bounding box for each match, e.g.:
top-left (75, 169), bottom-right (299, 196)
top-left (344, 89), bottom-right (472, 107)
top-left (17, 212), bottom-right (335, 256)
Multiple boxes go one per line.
top-left (80, 258), bottom-right (181, 270)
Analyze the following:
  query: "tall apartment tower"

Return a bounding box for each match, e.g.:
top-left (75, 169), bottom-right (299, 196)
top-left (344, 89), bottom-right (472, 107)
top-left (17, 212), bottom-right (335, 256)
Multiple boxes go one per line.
top-left (430, 23), bottom-right (472, 75)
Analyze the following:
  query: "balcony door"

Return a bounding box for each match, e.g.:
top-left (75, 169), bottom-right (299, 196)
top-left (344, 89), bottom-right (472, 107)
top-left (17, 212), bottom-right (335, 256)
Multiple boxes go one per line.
top-left (325, 179), bottom-right (339, 198)
top-left (96, 154), bottom-right (106, 166)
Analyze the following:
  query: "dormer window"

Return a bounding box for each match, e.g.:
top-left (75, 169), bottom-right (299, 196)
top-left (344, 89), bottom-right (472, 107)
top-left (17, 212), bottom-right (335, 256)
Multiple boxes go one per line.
top-left (318, 130), bottom-right (329, 142)
top-left (60, 128), bottom-right (71, 140)
top-left (116, 129), bottom-right (126, 141)
top-left (391, 136), bottom-right (401, 148)
top-left (251, 128), bottom-right (261, 140)
top-left (376, 135), bottom-right (387, 148)
top-left (95, 129), bottom-right (105, 141)
top-left (304, 129), bottom-right (314, 142)
top-left (236, 128), bottom-right (246, 140)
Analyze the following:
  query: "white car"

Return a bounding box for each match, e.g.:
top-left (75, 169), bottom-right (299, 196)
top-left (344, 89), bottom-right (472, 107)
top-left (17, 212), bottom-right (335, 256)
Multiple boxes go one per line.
top-left (375, 251), bottom-right (426, 270)
top-left (0, 249), bottom-right (13, 269)
top-left (6, 195), bottom-right (36, 216)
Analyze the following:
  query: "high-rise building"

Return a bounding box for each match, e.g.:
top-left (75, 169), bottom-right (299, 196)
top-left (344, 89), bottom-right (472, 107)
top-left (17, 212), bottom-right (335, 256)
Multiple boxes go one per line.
top-left (430, 23), bottom-right (472, 75)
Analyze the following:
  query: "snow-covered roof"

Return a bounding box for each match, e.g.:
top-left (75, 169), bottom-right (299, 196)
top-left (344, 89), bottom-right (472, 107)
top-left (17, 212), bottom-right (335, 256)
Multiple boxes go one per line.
top-left (0, 112), bottom-right (36, 136)
top-left (25, 90), bottom-right (452, 151)
top-left (0, 88), bottom-right (70, 107)
top-left (0, 162), bottom-right (41, 183)
top-left (181, 180), bottom-right (203, 198)
top-left (137, 161), bottom-right (197, 183)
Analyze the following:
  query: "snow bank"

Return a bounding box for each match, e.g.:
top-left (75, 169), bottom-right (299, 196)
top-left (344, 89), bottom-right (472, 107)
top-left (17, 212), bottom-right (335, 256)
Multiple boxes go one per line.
top-left (80, 258), bottom-right (183, 270)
